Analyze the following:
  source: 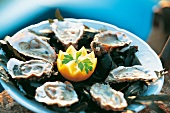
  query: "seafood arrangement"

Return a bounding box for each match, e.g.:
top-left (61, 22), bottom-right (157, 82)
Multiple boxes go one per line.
top-left (0, 11), bottom-right (165, 113)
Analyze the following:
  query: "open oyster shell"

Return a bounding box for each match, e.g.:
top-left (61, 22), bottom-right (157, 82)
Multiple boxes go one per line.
top-left (7, 31), bottom-right (56, 63)
top-left (51, 20), bottom-right (84, 49)
top-left (35, 81), bottom-right (78, 107)
top-left (90, 83), bottom-right (127, 111)
top-left (91, 30), bottom-right (132, 56)
top-left (29, 22), bottom-right (53, 36)
top-left (7, 58), bottom-right (53, 81)
top-left (105, 65), bottom-right (158, 83)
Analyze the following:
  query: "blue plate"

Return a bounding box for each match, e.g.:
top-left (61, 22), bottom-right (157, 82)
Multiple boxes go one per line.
top-left (0, 19), bottom-right (163, 113)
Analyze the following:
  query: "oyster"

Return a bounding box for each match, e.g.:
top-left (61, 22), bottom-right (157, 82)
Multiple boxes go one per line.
top-left (91, 30), bottom-right (132, 56)
top-left (29, 22), bottom-right (53, 36)
top-left (90, 83), bottom-right (127, 111)
top-left (51, 20), bottom-right (84, 48)
top-left (35, 81), bottom-right (78, 107)
top-left (7, 58), bottom-right (53, 80)
top-left (7, 31), bottom-right (56, 63)
top-left (105, 65), bottom-right (158, 83)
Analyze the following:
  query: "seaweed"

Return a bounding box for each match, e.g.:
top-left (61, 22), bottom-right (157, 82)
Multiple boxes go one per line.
top-left (17, 79), bottom-right (37, 99)
top-left (55, 9), bottom-right (64, 21)
top-left (48, 34), bottom-right (65, 53)
top-left (86, 53), bottom-right (117, 83)
top-left (123, 46), bottom-right (141, 66)
top-left (124, 81), bottom-right (148, 100)
top-left (45, 104), bottom-right (69, 113)
top-left (110, 46), bottom-right (141, 66)
top-left (78, 30), bottom-right (98, 49)
top-left (127, 94), bottom-right (170, 113)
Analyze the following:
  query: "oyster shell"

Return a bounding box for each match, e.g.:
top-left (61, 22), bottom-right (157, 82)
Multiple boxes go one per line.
top-left (35, 81), bottom-right (78, 107)
top-left (91, 30), bottom-right (132, 56)
top-left (51, 20), bottom-right (84, 48)
top-left (105, 65), bottom-right (158, 83)
top-left (90, 83), bottom-right (127, 111)
top-left (7, 31), bottom-right (56, 63)
top-left (7, 58), bottom-right (53, 80)
top-left (29, 22), bottom-right (53, 35)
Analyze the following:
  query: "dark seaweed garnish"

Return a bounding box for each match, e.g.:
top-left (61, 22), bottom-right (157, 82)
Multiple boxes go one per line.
top-left (70, 102), bottom-right (88, 112)
top-left (78, 30), bottom-right (99, 49)
top-left (45, 104), bottom-right (69, 113)
top-left (84, 53), bottom-right (117, 84)
top-left (127, 95), bottom-right (170, 113)
top-left (17, 79), bottom-right (36, 99)
top-left (110, 46), bottom-right (141, 66)
top-left (125, 81), bottom-right (148, 98)
top-left (48, 33), bottom-right (65, 53)
top-left (123, 46), bottom-right (141, 66)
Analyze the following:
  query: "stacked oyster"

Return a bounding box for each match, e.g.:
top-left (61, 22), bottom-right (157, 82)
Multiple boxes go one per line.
top-left (0, 17), bottom-right (162, 113)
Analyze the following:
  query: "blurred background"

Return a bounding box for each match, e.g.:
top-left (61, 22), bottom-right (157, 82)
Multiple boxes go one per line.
top-left (0, 0), bottom-right (161, 91)
top-left (0, 0), bottom-right (160, 41)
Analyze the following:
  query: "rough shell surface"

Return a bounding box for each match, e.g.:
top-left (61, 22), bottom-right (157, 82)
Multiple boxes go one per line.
top-left (91, 30), bottom-right (132, 56)
top-left (7, 31), bottom-right (56, 63)
top-left (7, 58), bottom-right (53, 79)
top-left (51, 20), bottom-right (84, 48)
top-left (105, 65), bottom-right (158, 83)
top-left (35, 81), bottom-right (79, 107)
top-left (90, 83), bottom-right (127, 111)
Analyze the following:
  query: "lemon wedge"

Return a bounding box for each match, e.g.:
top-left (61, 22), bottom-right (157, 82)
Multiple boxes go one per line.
top-left (57, 45), bottom-right (97, 82)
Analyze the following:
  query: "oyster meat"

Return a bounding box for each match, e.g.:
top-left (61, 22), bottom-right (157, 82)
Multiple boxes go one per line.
top-left (90, 83), bottom-right (127, 111)
top-left (91, 30), bottom-right (132, 56)
top-left (35, 81), bottom-right (78, 107)
top-left (105, 65), bottom-right (158, 83)
top-left (7, 58), bottom-right (53, 80)
top-left (7, 31), bottom-right (56, 63)
top-left (51, 20), bottom-right (84, 48)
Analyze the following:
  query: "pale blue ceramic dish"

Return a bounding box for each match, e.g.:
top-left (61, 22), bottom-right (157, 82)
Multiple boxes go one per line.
top-left (0, 19), bottom-right (163, 113)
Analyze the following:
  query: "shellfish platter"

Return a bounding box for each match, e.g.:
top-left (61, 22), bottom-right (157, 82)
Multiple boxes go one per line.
top-left (0, 10), bottom-right (165, 113)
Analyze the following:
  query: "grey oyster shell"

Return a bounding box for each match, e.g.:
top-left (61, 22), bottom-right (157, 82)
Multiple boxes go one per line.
top-left (7, 31), bottom-right (56, 63)
top-left (51, 20), bottom-right (84, 49)
top-left (7, 58), bottom-right (53, 80)
top-left (91, 30), bottom-right (132, 56)
top-left (35, 81), bottom-right (78, 107)
top-left (90, 83), bottom-right (127, 111)
top-left (105, 65), bottom-right (158, 83)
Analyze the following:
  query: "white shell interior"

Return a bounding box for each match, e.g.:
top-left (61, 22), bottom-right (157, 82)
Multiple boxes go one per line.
top-left (93, 30), bottom-right (132, 47)
top-left (8, 31), bottom-right (56, 63)
top-left (51, 20), bottom-right (84, 45)
top-left (7, 58), bottom-right (52, 79)
top-left (90, 83), bottom-right (127, 111)
top-left (35, 81), bottom-right (78, 107)
top-left (105, 65), bottom-right (158, 83)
